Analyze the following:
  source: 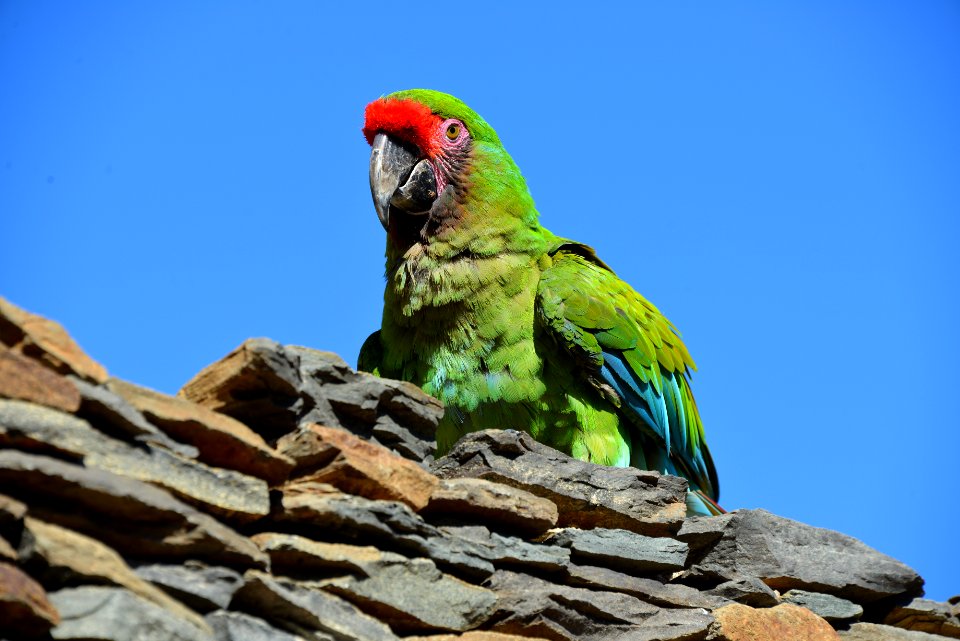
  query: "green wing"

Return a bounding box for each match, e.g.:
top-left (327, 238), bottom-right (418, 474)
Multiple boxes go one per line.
top-left (536, 240), bottom-right (719, 502)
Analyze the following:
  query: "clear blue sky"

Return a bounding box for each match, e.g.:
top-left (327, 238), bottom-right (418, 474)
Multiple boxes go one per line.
top-left (2, 3), bottom-right (958, 601)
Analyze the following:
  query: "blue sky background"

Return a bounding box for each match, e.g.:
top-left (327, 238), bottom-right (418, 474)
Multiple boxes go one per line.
top-left (1, 3), bottom-right (958, 600)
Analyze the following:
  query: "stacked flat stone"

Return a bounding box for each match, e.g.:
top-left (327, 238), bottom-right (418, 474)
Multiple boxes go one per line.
top-left (0, 296), bottom-right (956, 641)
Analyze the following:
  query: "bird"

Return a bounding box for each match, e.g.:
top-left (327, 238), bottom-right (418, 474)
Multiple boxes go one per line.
top-left (358, 89), bottom-right (721, 515)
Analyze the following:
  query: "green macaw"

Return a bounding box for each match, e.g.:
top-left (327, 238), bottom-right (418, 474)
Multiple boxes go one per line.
top-left (359, 89), bottom-right (721, 515)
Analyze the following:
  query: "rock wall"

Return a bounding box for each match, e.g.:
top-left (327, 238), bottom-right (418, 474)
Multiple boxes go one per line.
top-left (0, 295), bottom-right (957, 641)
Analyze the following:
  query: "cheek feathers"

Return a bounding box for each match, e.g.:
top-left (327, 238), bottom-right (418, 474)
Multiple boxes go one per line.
top-left (363, 98), bottom-right (442, 157)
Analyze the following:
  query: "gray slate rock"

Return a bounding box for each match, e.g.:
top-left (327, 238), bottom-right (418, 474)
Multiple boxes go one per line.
top-left (206, 610), bottom-right (308, 641)
top-left (405, 531), bottom-right (496, 580)
top-left (565, 564), bottom-right (727, 610)
top-left (706, 577), bottom-right (779, 608)
top-left (485, 569), bottom-right (713, 641)
top-left (322, 555), bottom-right (498, 633)
top-left (69, 375), bottom-right (199, 458)
top-left (681, 509), bottom-right (923, 603)
top-left (782, 588), bottom-right (863, 623)
top-left (178, 340), bottom-right (442, 463)
top-left (676, 513), bottom-right (732, 553)
top-left (232, 570), bottom-right (399, 641)
top-left (840, 622), bottom-right (953, 640)
top-left (0, 450), bottom-right (266, 569)
top-left (549, 527), bottom-right (688, 574)
top-left (48, 586), bottom-right (214, 641)
top-left (273, 482), bottom-right (494, 580)
top-left (0, 399), bottom-right (269, 521)
top-left (883, 597), bottom-right (960, 638)
top-left (439, 525), bottom-right (571, 573)
top-left (432, 429), bottom-right (687, 537)
top-left (135, 562), bottom-right (245, 612)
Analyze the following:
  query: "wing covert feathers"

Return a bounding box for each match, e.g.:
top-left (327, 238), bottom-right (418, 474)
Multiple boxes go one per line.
top-left (536, 241), bottom-right (719, 501)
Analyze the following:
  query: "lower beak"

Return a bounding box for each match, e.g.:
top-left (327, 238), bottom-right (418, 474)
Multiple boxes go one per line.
top-left (369, 133), bottom-right (437, 231)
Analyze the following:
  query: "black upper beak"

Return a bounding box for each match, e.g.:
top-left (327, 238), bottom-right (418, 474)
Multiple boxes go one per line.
top-left (369, 133), bottom-right (438, 231)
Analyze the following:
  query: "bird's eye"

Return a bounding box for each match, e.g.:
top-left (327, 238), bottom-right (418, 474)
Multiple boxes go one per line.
top-left (445, 123), bottom-right (461, 140)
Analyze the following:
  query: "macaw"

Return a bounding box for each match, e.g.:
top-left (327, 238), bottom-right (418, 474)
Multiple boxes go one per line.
top-left (358, 89), bottom-right (721, 515)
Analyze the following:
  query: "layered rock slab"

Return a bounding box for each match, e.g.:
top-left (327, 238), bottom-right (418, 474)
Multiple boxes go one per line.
top-left (278, 423), bottom-right (438, 511)
top-left (135, 562), bottom-right (245, 613)
top-left (547, 527), bottom-right (688, 574)
top-left (322, 555), bottom-right (498, 633)
top-left (839, 623), bottom-right (954, 640)
top-left (423, 477), bottom-right (559, 537)
top-left (178, 339), bottom-right (443, 462)
top-left (432, 430), bottom-right (687, 537)
top-left (681, 509), bottom-right (923, 603)
top-left (0, 560), bottom-right (60, 638)
top-left (0, 399), bottom-right (269, 521)
top-left (232, 570), bottom-right (399, 641)
top-left (484, 569), bottom-right (713, 641)
top-left (48, 586), bottom-right (213, 641)
top-left (109, 378), bottom-right (294, 485)
top-left (20, 517), bottom-right (210, 632)
top-left (0, 345), bottom-right (80, 412)
top-left (0, 296), bottom-right (108, 384)
top-left (0, 450), bottom-right (266, 569)
top-left (883, 598), bottom-right (960, 638)
top-left (565, 564), bottom-right (726, 610)
top-left (270, 480), bottom-right (495, 580)
top-left (782, 589), bottom-right (863, 624)
top-left (206, 610), bottom-right (309, 641)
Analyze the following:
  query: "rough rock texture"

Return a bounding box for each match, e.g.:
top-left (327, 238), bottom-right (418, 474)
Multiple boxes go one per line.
top-left (485, 569), bottom-right (714, 641)
top-left (0, 399), bottom-right (270, 521)
top-left (323, 556), bottom-right (498, 633)
top-left (233, 570), bottom-right (399, 641)
top-left (547, 527), bottom-right (689, 573)
top-left (709, 603), bottom-right (840, 640)
top-left (0, 560), bottom-right (60, 637)
top-left (707, 577), bottom-right (780, 608)
top-left (432, 429), bottom-right (688, 537)
top-left (0, 450), bottom-right (267, 569)
top-left (840, 622), bottom-right (953, 640)
top-left (883, 598), bottom-right (960, 638)
top-left (782, 589), bottom-right (863, 624)
top-left (424, 477), bottom-right (559, 537)
top-left (0, 346), bottom-right (80, 413)
top-left (0, 297), bottom-right (953, 641)
top-left (206, 610), bottom-right (308, 641)
top-left (108, 378), bottom-right (295, 485)
top-left (178, 338), bottom-right (443, 462)
top-left (48, 586), bottom-right (212, 640)
top-left (681, 509), bottom-right (924, 603)
top-left (135, 562), bottom-right (244, 613)
top-left (278, 422), bottom-right (438, 510)
top-left (19, 517), bottom-right (210, 631)
top-left (0, 298), bottom-right (108, 384)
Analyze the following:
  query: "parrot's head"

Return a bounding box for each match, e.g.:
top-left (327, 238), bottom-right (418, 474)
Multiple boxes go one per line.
top-left (363, 89), bottom-right (531, 246)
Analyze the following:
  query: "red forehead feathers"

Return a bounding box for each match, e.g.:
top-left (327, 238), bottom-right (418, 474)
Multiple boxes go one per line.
top-left (363, 98), bottom-right (442, 156)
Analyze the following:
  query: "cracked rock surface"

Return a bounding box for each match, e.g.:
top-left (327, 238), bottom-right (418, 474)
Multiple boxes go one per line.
top-left (0, 296), bottom-right (953, 641)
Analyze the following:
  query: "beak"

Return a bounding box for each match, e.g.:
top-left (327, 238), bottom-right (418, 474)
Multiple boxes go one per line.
top-left (369, 132), bottom-right (437, 231)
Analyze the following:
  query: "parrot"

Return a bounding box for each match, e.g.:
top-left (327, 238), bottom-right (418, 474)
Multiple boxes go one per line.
top-left (358, 89), bottom-right (721, 515)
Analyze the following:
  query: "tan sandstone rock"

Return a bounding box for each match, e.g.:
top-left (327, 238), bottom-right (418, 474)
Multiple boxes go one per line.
top-left (0, 297), bottom-right (108, 383)
top-left (709, 603), bottom-right (840, 641)
top-left (278, 423), bottom-right (439, 511)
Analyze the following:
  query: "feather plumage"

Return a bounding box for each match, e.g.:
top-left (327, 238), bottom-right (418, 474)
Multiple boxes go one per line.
top-left (360, 89), bottom-right (721, 515)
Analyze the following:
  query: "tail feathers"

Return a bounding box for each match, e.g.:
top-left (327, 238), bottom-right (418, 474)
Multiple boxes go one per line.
top-left (686, 489), bottom-right (726, 516)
